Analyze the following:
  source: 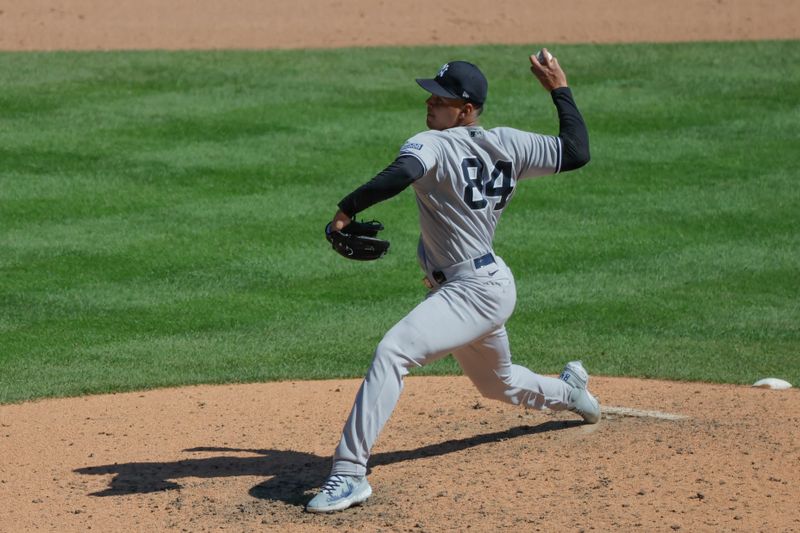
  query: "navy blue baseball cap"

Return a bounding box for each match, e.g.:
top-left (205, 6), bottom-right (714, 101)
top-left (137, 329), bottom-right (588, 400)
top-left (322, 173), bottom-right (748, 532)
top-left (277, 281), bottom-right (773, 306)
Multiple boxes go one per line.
top-left (416, 61), bottom-right (488, 105)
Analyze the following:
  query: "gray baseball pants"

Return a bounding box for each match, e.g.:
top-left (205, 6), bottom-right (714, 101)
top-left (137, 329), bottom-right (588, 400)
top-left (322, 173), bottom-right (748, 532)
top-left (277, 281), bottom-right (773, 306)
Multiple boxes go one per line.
top-left (330, 255), bottom-right (572, 477)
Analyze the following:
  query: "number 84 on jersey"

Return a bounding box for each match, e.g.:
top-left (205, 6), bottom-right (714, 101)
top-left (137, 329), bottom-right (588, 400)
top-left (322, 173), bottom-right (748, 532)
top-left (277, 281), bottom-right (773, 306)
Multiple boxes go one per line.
top-left (461, 157), bottom-right (515, 211)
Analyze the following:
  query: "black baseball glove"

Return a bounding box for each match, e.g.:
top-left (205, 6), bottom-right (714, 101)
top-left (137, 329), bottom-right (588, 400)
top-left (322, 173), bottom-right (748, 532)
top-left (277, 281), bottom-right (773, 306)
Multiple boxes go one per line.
top-left (325, 219), bottom-right (390, 261)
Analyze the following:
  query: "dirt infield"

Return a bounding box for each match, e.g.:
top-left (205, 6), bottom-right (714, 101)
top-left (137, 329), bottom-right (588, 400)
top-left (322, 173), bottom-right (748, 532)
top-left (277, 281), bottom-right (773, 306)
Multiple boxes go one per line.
top-left (2, 0), bottom-right (799, 50)
top-left (1, 1), bottom-right (799, 532)
top-left (2, 378), bottom-right (799, 532)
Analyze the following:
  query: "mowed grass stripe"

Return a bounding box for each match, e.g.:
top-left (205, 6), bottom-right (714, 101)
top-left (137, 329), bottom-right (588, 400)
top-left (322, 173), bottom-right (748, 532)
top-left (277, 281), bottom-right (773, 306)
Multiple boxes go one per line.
top-left (1, 41), bottom-right (798, 402)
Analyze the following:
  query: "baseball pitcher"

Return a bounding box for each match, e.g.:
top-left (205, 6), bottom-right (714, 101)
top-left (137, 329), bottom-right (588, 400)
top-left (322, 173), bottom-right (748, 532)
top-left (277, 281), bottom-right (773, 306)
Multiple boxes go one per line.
top-left (309, 50), bottom-right (598, 513)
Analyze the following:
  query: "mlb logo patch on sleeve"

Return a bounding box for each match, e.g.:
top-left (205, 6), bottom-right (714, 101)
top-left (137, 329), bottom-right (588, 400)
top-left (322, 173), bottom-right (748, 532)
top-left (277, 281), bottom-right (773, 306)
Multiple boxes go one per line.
top-left (401, 142), bottom-right (423, 151)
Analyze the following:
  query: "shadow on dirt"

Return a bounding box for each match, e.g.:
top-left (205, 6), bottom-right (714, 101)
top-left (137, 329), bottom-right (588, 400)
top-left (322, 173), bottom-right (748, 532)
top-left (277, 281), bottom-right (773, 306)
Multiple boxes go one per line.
top-left (74, 420), bottom-right (581, 505)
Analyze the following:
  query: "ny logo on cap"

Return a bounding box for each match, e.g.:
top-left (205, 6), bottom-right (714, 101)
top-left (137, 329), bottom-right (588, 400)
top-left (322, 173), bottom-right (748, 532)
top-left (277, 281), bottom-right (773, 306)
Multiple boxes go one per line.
top-left (437, 63), bottom-right (450, 78)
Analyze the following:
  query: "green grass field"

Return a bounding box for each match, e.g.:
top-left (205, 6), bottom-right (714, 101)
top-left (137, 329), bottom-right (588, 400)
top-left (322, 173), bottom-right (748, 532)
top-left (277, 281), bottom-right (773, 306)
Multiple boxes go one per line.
top-left (1, 41), bottom-right (798, 403)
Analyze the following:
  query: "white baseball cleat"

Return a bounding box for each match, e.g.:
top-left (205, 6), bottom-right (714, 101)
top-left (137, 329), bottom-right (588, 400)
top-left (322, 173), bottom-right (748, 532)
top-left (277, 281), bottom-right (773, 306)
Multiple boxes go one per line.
top-left (560, 360), bottom-right (589, 389)
top-left (560, 360), bottom-right (601, 424)
top-left (306, 474), bottom-right (372, 513)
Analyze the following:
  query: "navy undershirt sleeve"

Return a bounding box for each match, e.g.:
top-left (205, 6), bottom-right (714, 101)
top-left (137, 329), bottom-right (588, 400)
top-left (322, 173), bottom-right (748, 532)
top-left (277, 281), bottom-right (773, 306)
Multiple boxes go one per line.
top-left (338, 155), bottom-right (424, 217)
top-left (551, 87), bottom-right (590, 172)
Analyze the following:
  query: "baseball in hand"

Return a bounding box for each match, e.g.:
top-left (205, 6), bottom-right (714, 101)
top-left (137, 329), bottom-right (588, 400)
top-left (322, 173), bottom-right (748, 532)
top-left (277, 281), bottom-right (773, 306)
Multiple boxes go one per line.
top-left (537, 49), bottom-right (553, 65)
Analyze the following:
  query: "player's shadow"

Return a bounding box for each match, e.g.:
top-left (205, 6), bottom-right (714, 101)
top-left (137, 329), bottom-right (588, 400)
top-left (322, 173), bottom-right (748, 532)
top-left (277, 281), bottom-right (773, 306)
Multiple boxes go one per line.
top-left (74, 420), bottom-right (581, 506)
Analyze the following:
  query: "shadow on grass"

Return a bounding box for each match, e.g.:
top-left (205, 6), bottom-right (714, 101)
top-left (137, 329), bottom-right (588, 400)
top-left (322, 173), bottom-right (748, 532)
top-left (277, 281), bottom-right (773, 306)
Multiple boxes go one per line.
top-left (74, 420), bottom-right (582, 506)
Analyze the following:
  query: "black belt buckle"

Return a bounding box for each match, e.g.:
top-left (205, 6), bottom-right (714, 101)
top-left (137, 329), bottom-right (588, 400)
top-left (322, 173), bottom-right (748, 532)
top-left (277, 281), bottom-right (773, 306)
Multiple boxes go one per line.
top-left (473, 253), bottom-right (495, 269)
top-left (432, 270), bottom-right (446, 284)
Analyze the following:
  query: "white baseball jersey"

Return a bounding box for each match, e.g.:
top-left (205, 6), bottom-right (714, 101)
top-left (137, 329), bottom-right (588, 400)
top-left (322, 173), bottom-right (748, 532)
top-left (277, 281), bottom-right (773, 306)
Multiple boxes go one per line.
top-left (398, 126), bottom-right (562, 271)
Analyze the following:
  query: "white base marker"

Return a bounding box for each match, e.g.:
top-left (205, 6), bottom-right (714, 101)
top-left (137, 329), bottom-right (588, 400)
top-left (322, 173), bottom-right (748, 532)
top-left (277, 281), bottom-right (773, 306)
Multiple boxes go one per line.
top-left (603, 406), bottom-right (688, 421)
top-left (752, 378), bottom-right (792, 390)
